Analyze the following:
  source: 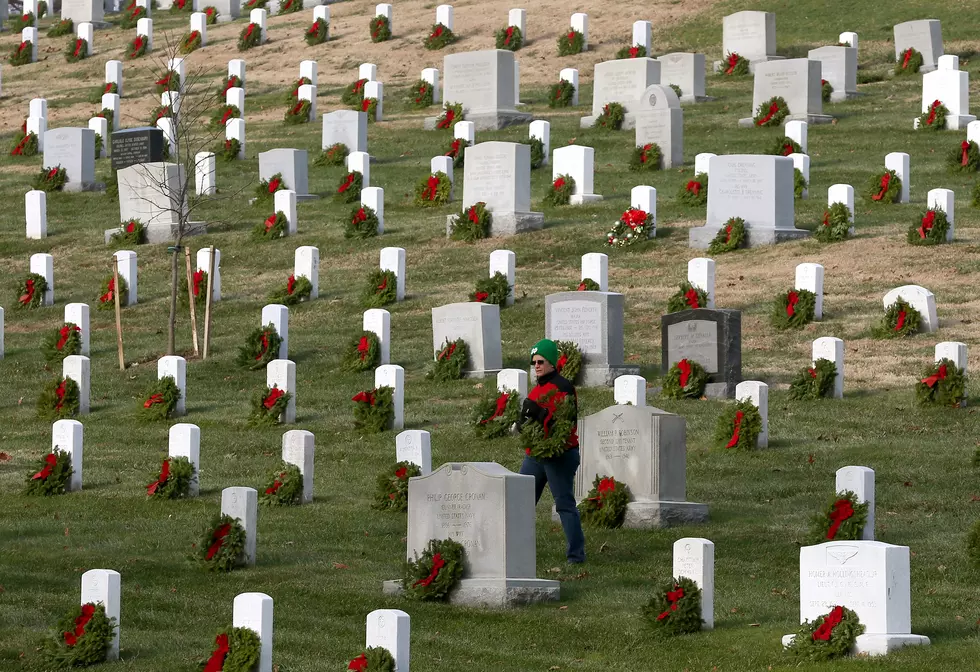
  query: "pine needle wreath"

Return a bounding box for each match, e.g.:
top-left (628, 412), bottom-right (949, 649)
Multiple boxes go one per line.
top-left (544, 174), bottom-right (575, 206)
top-left (169, 0), bottom-right (192, 11)
top-left (155, 70), bottom-right (180, 94)
top-left (428, 337), bottom-right (468, 381)
top-left (249, 384), bottom-right (292, 426)
top-left (821, 79), bottom-right (833, 103)
top-left (788, 358), bottom-right (837, 400)
top-left (713, 398), bottom-right (763, 451)
top-left (255, 172), bottom-right (286, 202)
top-left (334, 170), bottom-right (363, 203)
top-left (237, 22), bottom-right (261, 51)
top-left (200, 628), bottom-right (261, 672)
top-left (352, 386), bottom-right (395, 434)
top-left (916, 100), bottom-right (948, 131)
top-left (574, 279), bottom-right (600, 292)
top-left (284, 99), bottom-right (312, 124)
top-left (520, 390), bottom-right (576, 459)
top-left (13, 10), bottom-right (36, 27)
top-left (110, 219), bottom-right (147, 245)
top-left (616, 44), bottom-right (647, 59)
top-left (259, 462), bottom-right (303, 506)
top-left (370, 14), bottom-right (391, 42)
top-left (445, 137), bottom-right (468, 168)
top-left (346, 205), bottom-right (380, 239)
top-left (37, 376), bottom-right (80, 420)
top-left (10, 130), bottom-right (39, 157)
top-left (138, 375), bottom-right (181, 421)
top-left (196, 514), bottom-right (246, 572)
top-left (32, 166), bottom-right (68, 191)
top-left (410, 78), bottom-right (434, 108)
top-left (42, 322), bottom-right (82, 365)
top-left (220, 138), bottom-right (242, 161)
top-left (179, 269), bottom-right (208, 308)
top-left (722, 51), bottom-right (749, 76)
top-left (253, 211), bottom-right (288, 241)
top-left (471, 388), bottom-right (520, 439)
top-left (578, 475), bottom-right (631, 528)
top-left (362, 98), bottom-right (380, 123)
top-left (341, 78), bottom-right (367, 106)
top-left (606, 207), bottom-right (652, 246)
top-left (786, 605), bottom-right (864, 661)
top-left (16, 272), bottom-right (48, 309)
top-left (629, 142), bottom-right (663, 171)
top-left (872, 298), bottom-right (921, 339)
top-left (435, 103), bottom-right (464, 130)
top-left (402, 537), bottom-right (465, 601)
top-left (548, 79), bottom-right (575, 108)
top-left (449, 202), bottom-right (491, 241)
top-left (305, 17), bottom-right (328, 45)
top-left (348, 648), bottom-right (396, 672)
top-left (63, 37), bottom-right (88, 63)
top-left (149, 105), bottom-right (172, 127)
top-left (361, 269), bottom-right (397, 308)
top-left (278, 0), bottom-right (301, 14)
top-left (236, 324), bottom-right (283, 370)
top-left (414, 171), bottom-right (452, 207)
top-left (373, 460), bottom-right (421, 511)
top-left (24, 450), bottom-right (73, 496)
top-left (948, 140), bottom-right (980, 173)
top-left (814, 203), bottom-right (851, 243)
top-left (495, 24), bottom-right (523, 51)
top-left (8, 40), bottom-right (33, 66)
top-left (594, 102), bottom-right (626, 131)
top-left (525, 136), bottom-right (545, 169)
top-left (708, 217), bottom-right (746, 253)
top-left (146, 456), bottom-right (194, 499)
top-left (424, 23), bottom-right (457, 50)
top-left (343, 331), bottom-right (381, 372)
top-left (43, 602), bottom-right (116, 667)
top-left (662, 358), bottom-right (709, 400)
top-left (470, 272), bottom-right (510, 305)
top-left (48, 18), bottom-right (73, 37)
top-left (915, 358), bottom-right (968, 407)
top-left (666, 281), bottom-right (709, 313)
top-left (557, 28), bottom-right (584, 56)
top-left (554, 340), bottom-right (582, 382)
top-left (204, 6), bottom-right (219, 23)
top-left (809, 490), bottom-right (869, 544)
top-left (771, 288), bottom-right (817, 330)
top-left (907, 207), bottom-right (949, 245)
top-left (127, 34), bottom-right (148, 60)
top-left (753, 96), bottom-right (789, 127)
top-left (794, 168), bottom-right (808, 199)
top-left (865, 169), bottom-right (901, 204)
top-left (211, 104), bottom-right (240, 128)
top-left (314, 142), bottom-right (348, 167)
top-left (219, 74), bottom-right (242, 100)
top-left (119, 4), bottom-right (146, 28)
top-left (268, 274), bottom-right (312, 306)
top-left (96, 273), bottom-right (129, 311)
top-left (642, 576), bottom-right (703, 636)
top-left (677, 173), bottom-right (708, 206)
top-left (768, 137), bottom-right (803, 157)
top-left (895, 47), bottom-right (923, 75)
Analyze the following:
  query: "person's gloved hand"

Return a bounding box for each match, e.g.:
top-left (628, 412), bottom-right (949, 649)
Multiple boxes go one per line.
top-left (520, 398), bottom-right (547, 423)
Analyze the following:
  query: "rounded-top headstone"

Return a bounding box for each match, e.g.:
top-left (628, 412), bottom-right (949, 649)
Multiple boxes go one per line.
top-left (637, 84), bottom-right (680, 111)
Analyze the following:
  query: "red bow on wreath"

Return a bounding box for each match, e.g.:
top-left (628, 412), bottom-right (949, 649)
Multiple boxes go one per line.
top-left (918, 211), bottom-right (935, 239)
top-left (357, 336), bottom-right (371, 360)
top-left (192, 270), bottom-right (204, 297)
top-left (812, 605), bottom-right (844, 641)
top-left (308, 21), bottom-right (319, 34)
top-left (684, 287), bottom-right (700, 309)
top-left (55, 380), bottom-right (67, 411)
top-left (467, 206), bottom-right (480, 224)
top-left (656, 586), bottom-right (685, 620)
top-left (438, 109), bottom-right (455, 129)
top-left (286, 275), bottom-right (296, 295)
top-left (623, 209), bottom-right (647, 229)
top-left (725, 410), bottom-right (744, 449)
top-left (566, 30), bottom-right (575, 41)
top-left (431, 25), bottom-right (443, 38)
top-left (203, 633), bottom-right (230, 672)
top-left (677, 359), bottom-right (692, 387)
top-left (255, 333), bottom-right (270, 361)
top-left (244, 23), bottom-right (254, 39)
top-left (902, 48), bottom-right (913, 69)
top-left (825, 499), bottom-right (854, 540)
top-left (130, 36), bottom-right (144, 55)
top-left (56, 324), bottom-right (81, 350)
top-left (725, 52), bottom-right (740, 75)
top-left (143, 393), bottom-right (165, 408)
top-left (755, 102), bottom-right (779, 126)
top-left (348, 654), bottom-right (369, 672)
top-left (19, 278), bottom-right (36, 306)
top-left (628, 46), bottom-right (640, 58)
top-left (446, 138), bottom-right (462, 158)
top-left (920, 363), bottom-right (947, 388)
top-left (265, 472), bottom-right (286, 495)
top-left (47, 167), bottom-right (59, 180)
top-left (724, 223), bottom-right (733, 243)
top-left (553, 177), bottom-right (566, 190)
top-left (686, 180), bottom-right (701, 195)
top-left (504, 26), bottom-right (514, 45)
top-left (63, 603), bottom-right (96, 647)
top-left (639, 144), bottom-right (653, 163)
top-left (338, 173), bottom-right (356, 193)
top-left (556, 353), bottom-right (568, 372)
top-left (961, 141), bottom-right (971, 166)
top-left (395, 466), bottom-right (408, 479)
top-left (588, 477), bottom-right (616, 507)
top-left (146, 459), bottom-right (170, 495)
top-left (413, 552), bottom-right (446, 588)
top-left (439, 343), bottom-right (457, 360)
top-left (480, 392), bottom-right (510, 424)
top-left (263, 214), bottom-right (277, 233)
top-left (894, 308), bottom-right (907, 332)
top-left (576, 282), bottom-right (588, 291)
top-left (871, 173), bottom-right (891, 201)
top-left (263, 387), bottom-right (284, 409)
top-left (32, 453), bottom-right (58, 480)
top-left (73, 39), bottom-right (84, 57)
top-left (786, 291), bottom-right (799, 317)
top-left (206, 523), bottom-right (232, 560)
top-left (474, 291), bottom-right (489, 302)
top-left (353, 208), bottom-right (368, 224)
top-left (425, 175), bottom-right (440, 200)
top-left (822, 211), bottom-right (830, 227)
top-left (352, 391), bottom-right (375, 405)
top-left (926, 100), bottom-right (941, 126)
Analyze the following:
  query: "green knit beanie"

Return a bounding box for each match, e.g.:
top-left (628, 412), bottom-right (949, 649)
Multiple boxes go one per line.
top-left (530, 339), bottom-right (558, 367)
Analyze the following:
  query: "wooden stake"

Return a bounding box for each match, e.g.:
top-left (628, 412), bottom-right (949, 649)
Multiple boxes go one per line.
top-left (184, 246), bottom-right (199, 357)
top-left (202, 245), bottom-right (216, 359)
top-left (112, 257), bottom-right (125, 370)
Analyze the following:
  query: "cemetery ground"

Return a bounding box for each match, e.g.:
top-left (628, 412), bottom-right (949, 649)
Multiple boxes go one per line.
top-left (1, 1), bottom-right (980, 670)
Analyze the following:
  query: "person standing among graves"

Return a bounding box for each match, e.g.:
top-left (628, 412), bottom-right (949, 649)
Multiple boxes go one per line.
top-left (516, 339), bottom-right (586, 564)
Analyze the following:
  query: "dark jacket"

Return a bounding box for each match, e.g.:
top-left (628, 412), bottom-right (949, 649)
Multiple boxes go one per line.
top-left (519, 370), bottom-right (578, 449)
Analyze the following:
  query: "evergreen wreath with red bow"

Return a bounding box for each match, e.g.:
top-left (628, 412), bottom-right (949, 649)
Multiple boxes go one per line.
top-left (409, 78), bottom-right (434, 108)
top-left (268, 274), bottom-right (312, 306)
top-left (146, 456), bottom-right (194, 499)
top-left (809, 490), bottom-right (869, 543)
top-left (788, 358), bottom-right (837, 400)
top-left (196, 514), bottom-right (247, 571)
top-left (96, 106), bottom-right (114, 131)
top-left (753, 96), bottom-right (789, 127)
top-left (361, 269), bottom-right (397, 308)
top-left (204, 6), bottom-right (219, 23)
top-left (445, 137), bottom-right (468, 168)
top-left (414, 171), bottom-right (452, 206)
top-left (314, 142), bottom-right (348, 167)
top-left (10, 129), bottom-right (39, 157)
top-left (544, 174), bottom-right (575, 206)
top-left (873, 297), bottom-right (921, 339)
top-left (370, 14), bottom-right (391, 42)
top-left (449, 202), bottom-right (491, 241)
top-left (342, 77), bottom-right (367, 106)
top-left (32, 165), bottom-right (68, 191)
top-left (180, 269), bottom-right (208, 307)
top-left (42, 322), bottom-right (82, 365)
top-left (259, 462), bottom-right (303, 505)
top-left (578, 475), bottom-right (631, 528)
top-left (63, 37), bottom-right (88, 63)
top-left (24, 449), bottom-right (73, 496)
top-left (42, 602), bottom-right (116, 667)
top-left (219, 74), bottom-right (242, 100)
top-left (148, 105), bottom-right (172, 127)
top-left (110, 218), bottom-right (147, 245)
top-left (573, 278), bottom-right (600, 292)
top-left (236, 324), bottom-right (283, 370)
top-left (915, 358), bottom-right (967, 407)
top-left (662, 358), bottom-right (709, 399)
top-left (470, 272), bottom-right (510, 306)
top-left (343, 331), bottom-right (381, 372)
top-left (13, 11), bottom-right (36, 29)
top-left (495, 24), bottom-right (522, 51)
top-left (99, 80), bottom-right (118, 98)
top-left (200, 627), bottom-right (261, 672)
top-left (352, 386), bottom-right (395, 433)
top-left (771, 288), bottom-right (817, 330)
top-left (794, 168), bottom-right (808, 199)
top-left (127, 34), bottom-right (148, 60)
top-left (666, 281), bottom-right (709, 313)
top-left (254, 210), bottom-right (287, 240)
top-left (917, 99), bottom-right (948, 131)
top-left (361, 97), bottom-right (379, 121)
top-left (347, 647), bottom-right (396, 672)
top-left (722, 51), bottom-right (749, 76)
top-left (525, 136), bottom-right (545, 169)
top-left (249, 384), bottom-right (291, 426)
top-left (346, 205), bottom-right (380, 239)
top-left (237, 22), bottom-right (261, 51)
top-left (220, 137), bottom-right (242, 161)
top-left (616, 44), bottom-right (647, 59)
top-left (155, 70), bottom-right (180, 94)
top-left (471, 386), bottom-right (520, 439)
top-left (678, 172), bottom-right (708, 206)
top-left (865, 168), bottom-right (901, 204)
top-left (557, 28), bottom-right (584, 56)
top-left (49, 18), bottom-right (74, 37)
top-left (334, 170), bottom-right (363, 203)
top-left (138, 375), bottom-right (181, 421)
top-left (520, 389), bottom-right (576, 459)
top-left (428, 337), bottom-right (468, 381)
top-left (435, 102), bottom-right (464, 130)
top-left (16, 272), bottom-right (48, 309)
top-left (713, 398), bottom-right (763, 451)
top-left (211, 104), bottom-right (240, 128)
top-left (594, 102), bottom-right (626, 130)
top-left (554, 340), bottom-right (582, 383)
top-left (402, 537), bottom-right (465, 600)
top-left (373, 460), bottom-right (421, 511)
top-left (768, 136), bottom-right (803, 157)
top-left (786, 605), bottom-right (864, 661)
top-left (907, 207), bottom-right (949, 245)
top-left (629, 142), bottom-right (662, 171)
top-left (37, 376), bottom-right (80, 420)
top-left (169, 0), bottom-right (192, 11)
top-left (708, 217), bottom-right (746, 253)
top-left (278, 0), bottom-right (301, 14)
top-left (821, 79), bottom-right (833, 103)
top-left (894, 47), bottom-right (923, 75)
top-left (255, 172), bottom-right (286, 202)
top-left (642, 576), bottom-right (703, 636)
top-left (607, 207), bottom-right (652, 246)
top-left (96, 273), bottom-right (129, 311)
top-left (948, 139), bottom-right (980, 172)
top-left (814, 203), bottom-right (851, 243)
top-left (8, 39), bottom-right (33, 66)
top-left (305, 17), bottom-right (328, 45)
top-left (424, 22), bottom-right (457, 50)
top-left (119, 3), bottom-right (145, 27)
top-left (548, 78), bottom-right (575, 108)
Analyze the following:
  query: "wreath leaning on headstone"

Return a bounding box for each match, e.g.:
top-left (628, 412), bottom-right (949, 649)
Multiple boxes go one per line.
top-left (917, 100), bottom-right (948, 131)
top-left (342, 77), bottom-right (367, 106)
top-left (43, 602), bottom-right (117, 668)
top-left (524, 136), bottom-right (545, 169)
top-left (236, 324), bottom-right (282, 370)
top-left (24, 449), bottom-right (73, 496)
top-left (629, 142), bottom-right (662, 171)
top-left (284, 99), bottom-right (311, 124)
top-left (361, 269), bottom-right (397, 309)
top-left (49, 18), bottom-right (73, 37)
top-left (220, 138), bottom-right (242, 161)
top-left (544, 174), bottom-right (575, 206)
top-left (809, 490), bottom-right (869, 544)
top-left (771, 288), bottom-right (817, 330)
top-left (423, 22), bottom-right (457, 50)
top-left (554, 340), bottom-right (582, 382)
top-left (196, 514), bottom-right (247, 572)
top-left (794, 168), bottom-right (808, 199)
top-left (255, 172), bottom-right (286, 202)
top-left (179, 29), bottom-right (202, 54)
top-left (471, 272), bottom-right (511, 306)
top-left (259, 462), bottom-right (303, 506)
top-left (37, 376), bottom-right (80, 420)
top-left (471, 387), bottom-right (521, 439)
top-left (865, 169), bottom-right (901, 204)
top-left (753, 96), bottom-right (789, 127)
top-left (200, 627), bottom-right (261, 672)
top-left (369, 13), bottom-right (391, 42)
top-left (343, 330), bottom-right (381, 372)
top-left (814, 203), bottom-right (851, 243)
top-left (768, 137), bottom-right (803, 157)
top-left (786, 605), bottom-right (864, 661)
top-left (788, 358), bottom-right (837, 400)
top-left (305, 17), bottom-right (329, 45)
top-left (435, 103), bottom-right (464, 130)
top-left (642, 576), bottom-right (703, 636)
top-left (32, 166), bottom-right (68, 191)
top-left (662, 358), bottom-right (709, 400)
top-left (414, 171), bottom-right (452, 207)
top-left (907, 207), bottom-right (949, 245)
top-left (449, 202), bottom-right (491, 241)
top-left (574, 278), bottom-right (600, 292)
top-left (495, 24), bottom-right (522, 51)
top-left (146, 456), bottom-right (194, 498)
top-left (402, 537), bottom-right (465, 601)
top-left (348, 647), bottom-right (396, 672)
top-left (895, 47), bottom-right (923, 75)
top-left (666, 281), bottom-right (708, 313)
top-left (237, 22), bottom-right (261, 51)
top-left (821, 79), bottom-right (833, 103)
top-left (549, 78), bottom-right (575, 108)
top-left (445, 137), bottom-right (468, 168)
top-left (593, 102), bottom-right (626, 130)
top-left (616, 44), bottom-right (647, 59)
top-left (10, 130), bottom-right (39, 156)
top-left (361, 97), bottom-right (379, 121)
top-left (138, 375), bottom-right (181, 421)
top-left (352, 386), bottom-right (395, 434)
top-left (677, 173), bottom-right (708, 206)
top-left (713, 398), bottom-right (763, 451)
top-left (409, 79), bottom-right (433, 108)
top-left (520, 390), bottom-right (576, 459)
top-left (373, 460), bottom-right (421, 512)
top-left (127, 34), bottom-right (147, 59)
top-left (872, 298), bottom-right (921, 339)
top-left (949, 139), bottom-right (980, 172)
top-left (557, 28), bottom-right (584, 56)
top-left (110, 219), bottom-right (147, 245)
top-left (606, 207), bottom-right (653, 247)
top-left (314, 142), bottom-right (348, 167)
top-left (249, 385), bottom-right (291, 426)
top-left (707, 217), bottom-right (746, 254)
top-left (722, 51), bottom-right (749, 76)
top-left (346, 205), bottom-right (380, 239)
top-left (915, 358), bottom-right (968, 407)
top-left (96, 273), bottom-right (128, 311)
top-left (578, 475), bottom-right (631, 528)
top-left (428, 338), bottom-right (468, 381)
top-left (334, 170), bottom-right (363, 203)
top-left (180, 269), bottom-right (208, 308)
top-left (42, 322), bottom-right (82, 365)
top-left (7, 39), bottom-right (32, 66)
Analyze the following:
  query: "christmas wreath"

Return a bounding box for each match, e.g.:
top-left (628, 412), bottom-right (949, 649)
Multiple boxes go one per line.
top-left (341, 78), bottom-right (367, 106)
top-left (284, 99), bottom-right (312, 124)
top-left (814, 203), bottom-right (851, 243)
top-left (179, 30), bottom-right (202, 54)
top-left (277, 0), bottom-right (301, 14)
top-left (8, 40), bottom-right (32, 66)
top-left (155, 70), bottom-right (180, 94)
top-left (554, 340), bottom-right (582, 382)
top-left (259, 462), bottom-right (303, 505)
top-left (574, 279), bottom-right (600, 292)
top-left (949, 140), bottom-right (980, 172)
top-left (243, 0), bottom-right (268, 9)
top-left (12, 11), bottom-right (35, 28)
top-left (436, 103), bottom-right (464, 130)
top-left (42, 602), bottom-right (116, 667)
top-left (211, 104), bottom-right (240, 129)
top-left (335, 170), bottom-right (363, 203)
top-left (64, 37), bottom-right (88, 63)
top-left (119, 4), bottom-right (145, 28)
top-left (788, 358), bottom-right (837, 400)
top-left (24, 450), bottom-right (72, 496)
top-left (220, 74), bottom-right (242, 99)
top-left (895, 47), bottom-right (923, 75)
top-left (236, 324), bottom-right (283, 370)
top-left (495, 24), bottom-right (522, 51)
top-left (786, 605), bottom-right (864, 661)
top-left (10, 131), bottom-right (39, 157)
top-left (821, 79), bottom-right (833, 103)
top-left (111, 219), bottom-right (147, 245)
top-left (255, 172), bottom-right (286, 201)
top-left (642, 576), bottom-right (703, 636)
top-left (201, 628), bottom-right (261, 671)
top-left (346, 205), bottom-right (380, 239)
top-left (169, 0), bottom-right (192, 11)
top-left (343, 331), bottom-right (380, 371)
top-left (237, 22), bottom-right (261, 51)
top-left (428, 338), bottom-right (468, 381)
top-left (37, 376), bottom-right (80, 420)
top-left (445, 137), bottom-right (468, 168)
top-left (616, 44), bottom-right (647, 59)
top-left (127, 34), bottom-right (148, 60)
top-left (361, 269), bottom-right (397, 308)
top-left (525, 136), bottom-right (545, 169)
top-left (449, 202), bottom-right (491, 241)
top-left (180, 269), bottom-right (208, 307)
top-left (917, 100), bottom-right (948, 131)
top-left (138, 375), bottom-right (181, 421)
top-left (348, 648), bottom-right (396, 672)
top-left (470, 272), bottom-right (510, 305)
top-left (662, 358), bottom-right (709, 399)
top-left (754, 96), bottom-right (789, 127)
top-left (149, 105), bottom-right (172, 126)
top-left (146, 456), bottom-right (194, 498)
top-left (769, 137), bottom-right (803, 157)
top-left (722, 52), bottom-right (749, 76)
top-left (666, 281), bottom-right (708, 313)
top-left (549, 79), bottom-right (575, 108)
top-left (629, 142), bottom-right (662, 171)
top-left (809, 490), bottom-right (869, 543)
top-left (96, 108), bottom-right (114, 130)
top-left (268, 274), bottom-right (312, 306)
top-left (544, 174), bottom-right (575, 206)
top-left (578, 475), bottom-right (631, 528)
top-left (677, 173), bottom-right (708, 206)
top-left (873, 298), bottom-right (921, 339)
top-left (221, 138), bottom-right (242, 162)
top-left (520, 389), bottom-right (576, 459)
top-left (402, 537), bottom-right (465, 601)
top-left (907, 207), bottom-right (949, 245)
top-left (249, 384), bottom-right (291, 426)
top-left (915, 358), bottom-right (967, 407)
top-left (557, 28), bottom-right (584, 56)
top-left (373, 460), bottom-right (420, 511)
top-left (314, 142), bottom-right (348, 167)
top-left (197, 514), bottom-right (246, 571)
top-left (352, 386), bottom-right (394, 434)
top-left (305, 17), bottom-right (328, 45)
top-left (284, 76), bottom-right (312, 103)
top-left (42, 322), bottom-right (82, 365)
top-left (471, 387), bottom-right (520, 439)
top-left (771, 288), bottom-right (816, 330)
top-left (204, 6), bottom-right (219, 23)
top-left (606, 207), bottom-right (652, 246)
top-left (32, 166), bottom-right (68, 191)
top-left (410, 79), bottom-right (434, 109)
top-left (713, 398), bottom-right (763, 451)
top-left (48, 18), bottom-right (73, 37)
top-left (96, 274), bottom-right (128, 311)
top-left (594, 102), bottom-right (626, 130)
top-left (865, 169), bottom-right (901, 204)
top-left (16, 272), bottom-right (48, 309)
top-left (415, 171), bottom-right (452, 207)
top-left (370, 14), bottom-right (391, 42)
top-left (424, 23), bottom-right (456, 50)
top-left (707, 217), bottom-right (746, 253)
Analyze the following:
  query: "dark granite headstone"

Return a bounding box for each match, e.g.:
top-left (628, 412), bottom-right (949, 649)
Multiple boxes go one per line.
top-left (110, 128), bottom-right (165, 171)
top-left (660, 309), bottom-right (741, 398)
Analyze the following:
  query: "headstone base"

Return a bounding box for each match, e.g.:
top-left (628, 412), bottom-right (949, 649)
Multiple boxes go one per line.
top-left (66, 181), bottom-right (106, 194)
top-left (555, 499), bottom-right (708, 528)
top-left (104, 221), bottom-right (207, 244)
top-left (446, 212), bottom-right (543, 237)
top-left (913, 114), bottom-right (976, 131)
top-left (680, 95), bottom-right (717, 104)
top-left (578, 364), bottom-right (641, 388)
top-left (424, 111), bottom-right (532, 131)
top-left (781, 633), bottom-right (930, 657)
top-left (712, 56), bottom-right (784, 74)
top-left (830, 91), bottom-right (862, 103)
top-left (738, 114), bottom-right (834, 128)
top-left (689, 226), bottom-right (809, 249)
top-left (383, 578), bottom-right (560, 607)
top-left (569, 194), bottom-right (603, 205)
top-left (579, 114), bottom-right (637, 130)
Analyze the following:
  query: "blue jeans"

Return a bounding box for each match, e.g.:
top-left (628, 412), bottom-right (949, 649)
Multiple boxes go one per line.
top-left (520, 448), bottom-right (586, 563)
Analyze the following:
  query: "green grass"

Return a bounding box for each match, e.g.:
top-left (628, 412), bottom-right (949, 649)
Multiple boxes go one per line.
top-left (2, 4), bottom-right (980, 671)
